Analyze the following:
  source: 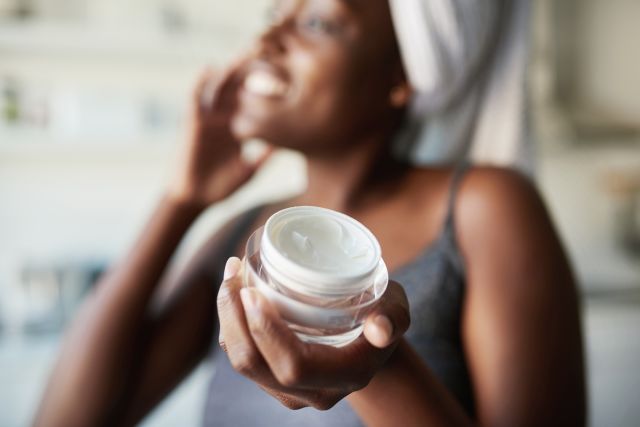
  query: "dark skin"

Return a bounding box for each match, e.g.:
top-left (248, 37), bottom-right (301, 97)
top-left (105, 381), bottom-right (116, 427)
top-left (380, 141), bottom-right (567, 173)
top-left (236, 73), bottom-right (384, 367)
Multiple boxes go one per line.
top-left (34, 0), bottom-right (586, 426)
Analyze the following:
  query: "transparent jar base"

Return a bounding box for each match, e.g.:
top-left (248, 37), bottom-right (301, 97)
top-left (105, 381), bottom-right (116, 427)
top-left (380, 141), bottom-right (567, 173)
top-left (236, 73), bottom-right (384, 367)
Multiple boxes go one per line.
top-left (243, 227), bottom-right (388, 347)
top-left (291, 324), bottom-right (365, 348)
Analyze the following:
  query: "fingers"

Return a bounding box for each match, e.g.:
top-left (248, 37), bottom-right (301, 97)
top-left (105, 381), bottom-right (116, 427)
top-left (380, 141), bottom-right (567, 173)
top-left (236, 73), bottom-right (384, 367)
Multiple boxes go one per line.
top-left (218, 258), bottom-right (339, 402)
top-left (240, 288), bottom-right (308, 387)
top-left (194, 58), bottom-right (246, 115)
top-left (225, 268), bottom-right (410, 395)
top-left (197, 70), bottom-right (225, 115)
top-left (216, 258), bottom-right (271, 382)
top-left (218, 265), bottom-right (353, 409)
top-left (193, 67), bottom-right (215, 114)
top-left (211, 61), bottom-right (244, 112)
top-left (363, 280), bottom-right (410, 348)
top-left (241, 288), bottom-right (376, 391)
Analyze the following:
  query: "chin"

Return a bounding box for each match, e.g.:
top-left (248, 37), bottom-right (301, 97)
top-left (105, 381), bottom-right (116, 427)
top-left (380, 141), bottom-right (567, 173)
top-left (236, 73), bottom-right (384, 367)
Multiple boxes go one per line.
top-left (230, 112), bottom-right (292, 148)
top-left (230, 110), bottom-right (338, 153)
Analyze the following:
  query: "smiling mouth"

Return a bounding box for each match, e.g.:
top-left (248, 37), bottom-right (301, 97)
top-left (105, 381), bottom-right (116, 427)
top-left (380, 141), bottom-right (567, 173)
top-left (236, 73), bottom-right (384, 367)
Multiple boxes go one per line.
top-left (243, 69), bottom-right (290, 98)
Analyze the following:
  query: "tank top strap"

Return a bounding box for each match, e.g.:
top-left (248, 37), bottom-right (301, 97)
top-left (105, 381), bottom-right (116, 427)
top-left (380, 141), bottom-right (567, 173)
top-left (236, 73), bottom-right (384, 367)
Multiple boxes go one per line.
top-left (439, 161), bottom-right (472, 276)
top-left (444, 161), bottom-right (471, 230)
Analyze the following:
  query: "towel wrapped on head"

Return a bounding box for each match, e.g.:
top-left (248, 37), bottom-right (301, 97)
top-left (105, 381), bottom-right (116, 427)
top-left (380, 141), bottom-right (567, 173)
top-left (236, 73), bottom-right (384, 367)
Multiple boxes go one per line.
top-left (389, 0), bottom-right (532, 172)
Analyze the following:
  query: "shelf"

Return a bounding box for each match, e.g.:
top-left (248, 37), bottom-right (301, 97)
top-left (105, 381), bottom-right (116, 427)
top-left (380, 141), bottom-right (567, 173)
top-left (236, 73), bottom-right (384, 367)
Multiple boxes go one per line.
top-left (0, 20), bottom-right (248, 63)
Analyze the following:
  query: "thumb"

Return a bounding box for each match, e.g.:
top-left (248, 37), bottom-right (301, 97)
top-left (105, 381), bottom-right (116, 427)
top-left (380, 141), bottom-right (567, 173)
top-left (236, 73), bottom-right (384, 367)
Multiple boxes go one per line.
top-left (363, 281), bottom-right (410, 348)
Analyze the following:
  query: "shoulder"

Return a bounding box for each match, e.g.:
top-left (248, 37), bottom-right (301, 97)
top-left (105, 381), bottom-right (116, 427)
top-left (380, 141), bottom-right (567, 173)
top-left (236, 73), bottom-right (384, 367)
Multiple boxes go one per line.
top-left (456, 166), bottom-right (550, 234)
top-left (457, 166), bottom-right (545, 227)
top-left (407, 165), bottom-right (546, 231)
top-left (452, 166), bottom-right (570, 285)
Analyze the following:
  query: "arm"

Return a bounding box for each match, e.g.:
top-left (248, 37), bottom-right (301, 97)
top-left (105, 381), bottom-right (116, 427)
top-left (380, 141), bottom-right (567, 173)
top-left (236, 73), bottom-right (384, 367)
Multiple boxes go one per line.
top-left (34, 197), bottom-right (205, 427)
top-left (34, 64), bottom-right (268, 427)
top-left (347, 339), bottom-right (473, 427)
top-left (458, 168), bottom-right (586, 426)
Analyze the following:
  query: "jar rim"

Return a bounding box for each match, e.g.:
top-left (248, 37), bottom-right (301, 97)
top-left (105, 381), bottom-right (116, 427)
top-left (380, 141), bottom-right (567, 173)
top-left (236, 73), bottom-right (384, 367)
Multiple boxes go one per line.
top-left (245, 227), bottom-right (388, 307)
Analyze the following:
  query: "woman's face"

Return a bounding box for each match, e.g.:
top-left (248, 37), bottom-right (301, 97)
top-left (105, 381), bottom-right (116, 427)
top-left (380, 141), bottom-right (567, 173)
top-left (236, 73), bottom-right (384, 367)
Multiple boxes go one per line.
top-left (231, 0), bottom-right (404, 154)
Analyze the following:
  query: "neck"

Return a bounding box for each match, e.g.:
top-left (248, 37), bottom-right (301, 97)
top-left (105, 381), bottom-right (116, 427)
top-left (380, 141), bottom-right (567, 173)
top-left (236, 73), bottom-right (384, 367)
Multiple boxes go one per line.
top-left (295, 135), bottom-right (408, 212)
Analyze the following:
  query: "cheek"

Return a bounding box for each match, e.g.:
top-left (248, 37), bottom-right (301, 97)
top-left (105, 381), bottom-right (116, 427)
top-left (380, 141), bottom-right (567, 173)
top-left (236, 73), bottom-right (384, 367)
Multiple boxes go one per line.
top-left (293, 49), bottom-right (346, 108)
top-left (297, 45), bottom-right (393, 118)
top-left (292, 50), bottom-right (375, 130)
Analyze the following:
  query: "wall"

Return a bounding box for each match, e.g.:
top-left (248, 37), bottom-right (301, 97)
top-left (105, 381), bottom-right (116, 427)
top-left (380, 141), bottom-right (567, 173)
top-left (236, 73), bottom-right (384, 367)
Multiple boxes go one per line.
top-left (534, 0), bottom-right (640, 291)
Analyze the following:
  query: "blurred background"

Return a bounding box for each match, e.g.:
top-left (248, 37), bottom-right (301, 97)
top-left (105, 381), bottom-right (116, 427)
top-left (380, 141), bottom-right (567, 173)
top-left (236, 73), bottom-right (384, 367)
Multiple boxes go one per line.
top-left (0, 0), bottom-right (638, 426)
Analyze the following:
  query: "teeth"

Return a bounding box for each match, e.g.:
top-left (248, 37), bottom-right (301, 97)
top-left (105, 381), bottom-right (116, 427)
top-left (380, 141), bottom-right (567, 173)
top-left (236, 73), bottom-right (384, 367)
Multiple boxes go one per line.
top-left (244, 70), bottom-right (288, 97)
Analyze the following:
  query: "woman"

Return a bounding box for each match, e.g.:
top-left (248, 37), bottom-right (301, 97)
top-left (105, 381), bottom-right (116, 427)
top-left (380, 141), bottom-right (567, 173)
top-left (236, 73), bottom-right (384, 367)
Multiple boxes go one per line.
top-left (35, 1), bottom-right (585, 426)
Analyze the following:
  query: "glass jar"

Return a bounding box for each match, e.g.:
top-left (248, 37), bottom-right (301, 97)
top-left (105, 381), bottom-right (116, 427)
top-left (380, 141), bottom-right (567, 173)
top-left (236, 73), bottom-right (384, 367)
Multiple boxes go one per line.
top-left (242, 206), bottom-right (388, 347)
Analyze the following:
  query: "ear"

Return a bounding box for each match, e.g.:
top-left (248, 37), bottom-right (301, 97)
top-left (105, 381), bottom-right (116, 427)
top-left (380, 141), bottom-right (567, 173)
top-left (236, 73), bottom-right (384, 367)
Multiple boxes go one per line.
top-left (389, 81), bottom-right (411, 108)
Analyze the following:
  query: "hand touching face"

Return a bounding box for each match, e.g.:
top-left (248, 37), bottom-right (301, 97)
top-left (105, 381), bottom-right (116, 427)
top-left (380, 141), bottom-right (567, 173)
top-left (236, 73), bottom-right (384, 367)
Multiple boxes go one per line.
top-left (167, 64), bottom-right (272, 209)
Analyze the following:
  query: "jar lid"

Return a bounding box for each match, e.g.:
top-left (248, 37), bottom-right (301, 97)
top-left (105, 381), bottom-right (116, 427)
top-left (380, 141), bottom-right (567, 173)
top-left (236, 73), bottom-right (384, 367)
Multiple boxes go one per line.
top-left (260, 206), bottom-right (382, 297)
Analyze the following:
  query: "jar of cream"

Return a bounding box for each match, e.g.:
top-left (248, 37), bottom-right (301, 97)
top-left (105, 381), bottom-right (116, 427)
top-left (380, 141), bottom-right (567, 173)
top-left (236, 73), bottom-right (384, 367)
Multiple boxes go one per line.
top-left (243, 206), bottom-right (388, 347)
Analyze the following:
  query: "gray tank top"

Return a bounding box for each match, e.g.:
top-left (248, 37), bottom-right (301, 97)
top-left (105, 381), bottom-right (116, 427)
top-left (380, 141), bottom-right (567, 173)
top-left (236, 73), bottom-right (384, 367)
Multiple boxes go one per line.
top-left (202, 165), bottom-right (473, 426)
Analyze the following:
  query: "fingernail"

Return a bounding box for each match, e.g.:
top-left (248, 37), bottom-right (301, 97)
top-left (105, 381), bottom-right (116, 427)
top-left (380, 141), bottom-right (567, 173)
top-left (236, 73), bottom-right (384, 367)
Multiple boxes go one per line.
top-left (223, 257), bottom-right (241, 280)
top-left (375, 315), bottom-right (393, 342)
top-left (240, 288), bottom-right (258, 311)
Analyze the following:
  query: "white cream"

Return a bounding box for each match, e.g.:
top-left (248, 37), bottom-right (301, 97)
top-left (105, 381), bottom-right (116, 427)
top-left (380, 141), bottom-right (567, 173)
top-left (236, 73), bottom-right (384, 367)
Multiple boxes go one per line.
top-left (272, 215), bottom-right (373, 273)
top-left (261, 206), bottom-right (382, 297)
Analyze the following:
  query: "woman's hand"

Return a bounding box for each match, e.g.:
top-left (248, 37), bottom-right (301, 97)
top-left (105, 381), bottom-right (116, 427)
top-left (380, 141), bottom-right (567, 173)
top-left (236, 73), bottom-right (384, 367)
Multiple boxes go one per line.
top-left (216, 257), bottom-right (411, 410)
top-left (168, 64), bottom-right (271, 209)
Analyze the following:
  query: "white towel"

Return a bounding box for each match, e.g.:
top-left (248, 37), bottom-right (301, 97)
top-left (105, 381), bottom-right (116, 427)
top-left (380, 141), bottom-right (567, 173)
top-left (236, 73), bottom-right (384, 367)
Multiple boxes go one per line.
top-left (389, 0), bottom-right (532, 172)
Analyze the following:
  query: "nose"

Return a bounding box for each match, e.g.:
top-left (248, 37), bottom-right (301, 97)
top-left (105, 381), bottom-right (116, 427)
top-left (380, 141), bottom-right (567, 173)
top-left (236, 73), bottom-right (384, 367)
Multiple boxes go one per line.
top-left (255, 14), bottom-right (291, 56)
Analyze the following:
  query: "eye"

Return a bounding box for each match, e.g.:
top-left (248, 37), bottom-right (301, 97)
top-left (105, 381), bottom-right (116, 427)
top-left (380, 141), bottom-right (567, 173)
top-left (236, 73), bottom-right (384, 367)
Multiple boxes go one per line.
top-left (299, 14), bottom-right (341, 36)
